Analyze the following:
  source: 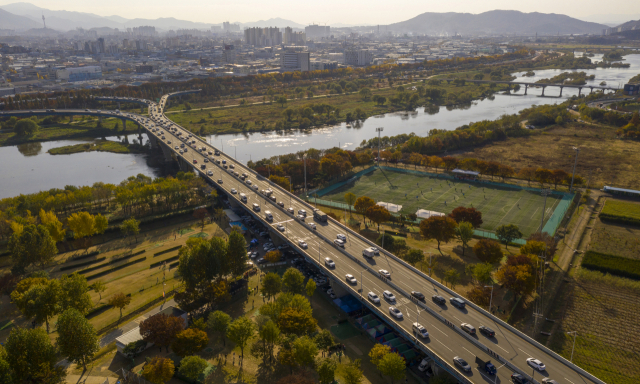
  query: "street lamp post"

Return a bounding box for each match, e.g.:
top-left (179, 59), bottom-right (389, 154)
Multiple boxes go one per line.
top-left (567, 331), bottom-right (578, 362)
top-left (303, 153), bottom-right (308, 195)
top-left (375, 127), bottom-right (383, 167)
top-left (485, 285), bottom-right (494, 313)
top-left (569, 147), bottom-right (580, 192)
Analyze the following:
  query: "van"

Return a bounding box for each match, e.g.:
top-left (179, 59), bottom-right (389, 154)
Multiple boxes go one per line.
top-left (313, 209), bottom-right (328, 222)
top-left (450, 297), bottom-right (465, 309)
top-left (362, 247), bottom-right (376, 258)
top-left (265, 189), bottom-right (273, 197)
top-left (412, 323), bottom-right (429, 338)
top-left (253, 203), bottom-right (260, 212)
top-left (265, 211), bottom-right (273, 221)
top-left (239, 193), bottom-right (247, 203)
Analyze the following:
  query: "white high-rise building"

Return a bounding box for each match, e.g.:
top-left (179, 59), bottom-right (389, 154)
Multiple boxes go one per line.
top-left (344, 49), bottom-right (373, 66)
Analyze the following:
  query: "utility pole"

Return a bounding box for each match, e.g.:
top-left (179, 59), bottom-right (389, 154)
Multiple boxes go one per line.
top-left (303, 153), bottom-right (307, 195)
top-left (569, 147), bottom-right (580, 192)
top-left (567, 331), bottom-right (578, 362)
top-left (375, 127), bottom-right (383, 167)
top-left (539, 188), bottom-right (551, 233)
top-left (485, 285), bottom-right (494, 313)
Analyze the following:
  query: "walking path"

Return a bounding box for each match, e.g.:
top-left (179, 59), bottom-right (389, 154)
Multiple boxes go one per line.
top-left (99, 298), bottom-right (176, 347)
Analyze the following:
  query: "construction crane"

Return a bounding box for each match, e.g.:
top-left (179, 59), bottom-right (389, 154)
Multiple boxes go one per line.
top-left (42, 13), bottom-right (46, 29)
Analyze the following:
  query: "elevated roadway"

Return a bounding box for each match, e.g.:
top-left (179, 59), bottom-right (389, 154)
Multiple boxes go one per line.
top-left (443, 79), bottom-right (619, 97)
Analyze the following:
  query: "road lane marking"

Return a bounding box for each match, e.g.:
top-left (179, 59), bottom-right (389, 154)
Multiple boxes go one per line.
top-left (492, 343), bottom-right (510, 354)
top-left (436, 339), bottom-right (452, 352)
top-left (518, 348), bottom-right (532, 358)
top-left (452, 315), bottom-right (462, 322)
top-left (428, 325), bottom-right (449, 336)
top-left (564, 378), bottom-right (575, 384)
top-left (475, 369), bottom-right (493, 382)
top-left (462, 347), bottom-right (474, 355)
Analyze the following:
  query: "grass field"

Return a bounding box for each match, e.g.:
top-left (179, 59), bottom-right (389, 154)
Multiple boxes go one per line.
top-left (590, 218), bottom-right (640, 260)
top-left (601, 199), bottom-right (640, 220)
top-left (320, 168), bottom-right (563, 237)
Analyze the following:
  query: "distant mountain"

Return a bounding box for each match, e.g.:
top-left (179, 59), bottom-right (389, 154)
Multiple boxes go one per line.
top-left (385, 10), bottom-right (608, 35)
top-left (581, 13), bottom-right (640, 27)
top-left (240, 18), bottom-right (305, 29)
top-left (0, 7), bottom-right (39, 30)
top-left (613, 19), bottom-right (640, 30)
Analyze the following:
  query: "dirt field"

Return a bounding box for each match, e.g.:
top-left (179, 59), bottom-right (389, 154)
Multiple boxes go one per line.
top-left (589, 219), bottom-right (640, 260)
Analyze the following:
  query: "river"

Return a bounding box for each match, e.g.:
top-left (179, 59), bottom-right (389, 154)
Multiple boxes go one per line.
top-left (1, 54), bottom-right (638, 198)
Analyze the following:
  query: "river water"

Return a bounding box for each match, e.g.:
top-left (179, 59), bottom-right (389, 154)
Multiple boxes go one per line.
top-left (1, 54), bottom-right (638, 198)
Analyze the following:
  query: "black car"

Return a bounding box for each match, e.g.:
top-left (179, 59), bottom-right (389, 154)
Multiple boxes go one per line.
top-left (411, 291), bottom-right (425, 300)
top-left (432, 295), bottom-right (446, 305)
top-left (511, 373), bottom-right (530, 384)
top-left (479, 325), bottom-right (496, 337)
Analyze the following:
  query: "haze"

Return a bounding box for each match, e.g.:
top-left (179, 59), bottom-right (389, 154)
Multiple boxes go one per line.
top-left (4, 0), bottom-right (639, 25)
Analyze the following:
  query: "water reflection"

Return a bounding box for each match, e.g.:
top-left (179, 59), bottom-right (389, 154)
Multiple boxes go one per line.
top-left (16, 142), bottom-right (42, 157)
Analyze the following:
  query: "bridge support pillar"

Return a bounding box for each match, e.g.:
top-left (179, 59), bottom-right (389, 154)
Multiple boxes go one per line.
top-left (578, 87), bottom-right (582, 96)
top-left (147, 134), bottom-right (158, 149)
top-left (178, 158), bottom-right (191, 173)
top-left (524, 85), bottom-right (528, 95)
top-left (541, 86), bottom-right (546, 97)
top-left (559, 86), bottom-right (563, 97)
top-left (121, 118), bottom-right (126, 130)
top-left (590, 87), bottom-right (593, 94)
top-left (159, 143), bottom-right (174, 162)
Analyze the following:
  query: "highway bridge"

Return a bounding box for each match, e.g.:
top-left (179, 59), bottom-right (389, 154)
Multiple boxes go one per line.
top-left (444, 78), bottom-right (619, 97)
top-left (0, 94), bottom-right (605, 384)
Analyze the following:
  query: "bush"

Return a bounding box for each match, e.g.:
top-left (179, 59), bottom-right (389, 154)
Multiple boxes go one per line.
top-left (150, 256), bottom-right (179, 269)
top-left (85, 257), bottom-right (147, 280)
top-left (77, 253), bottom-right (145, 274)
top-left (85, 303), bottom-right (113, 319)
top-left (70, 250), bottom-right (100, 261)
top-left (599, 200), bottom-right (640, 226)
top-left (59, 257), bottom-right (106, 271)
top-left (582, 251), bottom-right (640, 280)
top-left (154, 245), bottom-right (182, 257)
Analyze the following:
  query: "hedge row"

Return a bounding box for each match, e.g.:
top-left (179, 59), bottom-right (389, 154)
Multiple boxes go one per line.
top-left (150, 256), bottom-right (180, 269)
top-left (70, 250), bottom-right (100, 261)
top-left (86, 257), bottom-right (147, 281)
top-left (582, 251), bottom-right (640, 281)
top-left (77, 252), bottom-right (145, 275)
top-left (60, 257), bottom-right (107, 271)
top-left (85, 293), bottom-right (132, 319)
top-left (154, 245), bottom-right (182, 257)
top-left (599, 213), bottom-right (640, 227)
top-left (384, 230), bottom-right (407, 238)
top-left (169, 261), bottom-right (179, 268)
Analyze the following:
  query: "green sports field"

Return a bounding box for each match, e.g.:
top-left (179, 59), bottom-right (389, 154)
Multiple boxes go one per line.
top-left (320, 168), bottom-right (563, 237)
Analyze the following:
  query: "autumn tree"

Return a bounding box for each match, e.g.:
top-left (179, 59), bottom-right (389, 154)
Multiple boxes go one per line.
top-left (419, 216), bottom-right (457, 255)
top-left (472, 239), bottom-right (503, 263)
top-left (454, 221), bottom-right (474, 256)
top-left (549, 169), bottom-right (569, 189)
top-left (527, 232), bottom-right (557, 257)
top-left (108, 292), bottom-right (131, 319)
top-left (67, 212), bottom-right (108, 251)
top-left (448, 206), bottom-right (483, 228)
top-left (369, 344), bottom-right (391, 367)
top-left (38, 209), bottom-right (66, 242)
top-left (140, 313), bottom-right (185, 352)
top-left (9, 224), bottom-right (58, 273)
top-left (338, 359), bottom-right (364, 384)
top-left (265, 250), bottom-right (282, 263)
top-left (278, 307), bottom-right (317, 335)
top-left (518, 167), bottom-right (537, 186)
top-left (142, 357), bottom-right (175, 384)
top-left (305, 279), bottom-right (316, 300)
top-left (171, 328), bottom-right (209, 357)
top-left (344, 192), bottom-right (357, 216)
top-left (119, 218), bottom-right (140, 244)
top-left (354, 196), bottom-right (375, 224)
top-left (226, 316), bottom-right (255, 362)
top-left (495, 254), bottom-right (536, 298)
top-left (495, 224), bottom-right (523, 249)
top-left (56, 308), bottom-right (99, 371)
top-left (261, 272), bottom-right (282, 301)
top-left (467, 286), bottom-right (492, 307)
top-left (367, 205), bottom-right (391, 232)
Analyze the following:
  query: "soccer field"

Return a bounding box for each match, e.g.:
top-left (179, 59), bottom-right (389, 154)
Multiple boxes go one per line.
top-left (319, 168), bottom-right (564, 237)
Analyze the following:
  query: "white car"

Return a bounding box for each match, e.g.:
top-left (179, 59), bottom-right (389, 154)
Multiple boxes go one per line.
top-left (345, 274), bottom-right (357, 284)
top-left (383, 290), bottom-right (396, 302)
top-left (413, 322), bottom-right (429, 338)
top-left (298, 209), bottom-right (307, 216)
top-left (367, 292), bottom-right (380, 304)
top-left (527, 358), bottom-right (546, 371)
top-left (337, 234), bottom-right (346, 241)
top-left (389, 307), bottom-right (403, 319)
top-left (277, 224), bottom-right (285, 232)
top-left (287, 207), bottom-right (294, 214)
top-left (379, 269), bottom-right (391, 279)
top-left (230, 188), bottom-right (237, 194)
top-left (297, 214), bottom-right (306, 221)
top-left (298, 240), bottom-right (308, 249)
top-left (252, 185), bottom-right (259, 191)
top-left (324, 258), bottom-right (335, 268)
top-left (246, 180), bottom-right (252, 185)
top-left (333, 239), bottom-right (345, 247)
top-left (307, 222), bottom-right (316, 230)
top-left (217, 179), bottom-right (223, 184)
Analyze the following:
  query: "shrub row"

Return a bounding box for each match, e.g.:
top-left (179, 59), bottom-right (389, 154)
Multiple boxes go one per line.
top-left (70, 250), bottom-right (100, 261)
top-left (60, 257), bottom-right (107, 271)
top-left (384, 230), bottom-right (407, 238)
top-left (86, 257), bottom-right (147, 281)
top-left (169, 261), bottom-right (179, 269)
top-left (85, 303), bottom-right (112, 319)
top-left (77, 252), bottom-right (145, 275)
top-left (582, 251), bottom-right (640, 281)
top-left (150, 256), bottom-right (180, 269)
top-left (599, 213), bottom-right (640, 227)
top-left (154, 245), bottom-right (182, 257)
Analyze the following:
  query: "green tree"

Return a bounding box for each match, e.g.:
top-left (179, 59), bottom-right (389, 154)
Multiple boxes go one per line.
top-left (0, 345), bottom-right (13, 384)
top-left (444, 268), bottom-right (461, 289)
top-left (258, 320), bottom-right (280, 362)
top-left (368, 344), bottom-right (391, 367)
top-left (59, 272), bottom-right (93, 314)
top-left (227, 316), bottom-right (255, 362)
top-left (171, 328), bottom-right (209, 357)
top-left (473, 239), bottom-right (503, 263)
top-left (108, 292), bottom-right (131, 319)
top-left (317, 357), bottom-right (337, 384)
top-left (282, 267), bottom-right (305, 294)
top-left (314, 329), bottom-right (334, 356)
top-left (227, 228), bottom-right (247, 276)
top-left (359, 88), bottom-right (372, 101)
top-left (208, 310), bottom-right (231, 346)
top-left (338, 359), bottom-right (364, 384)
top-left (403, 248), bottom-right (424, 266)
top-left (4, 327), bottom-right (64, 384)
top-left (293, 336), bottom-right (318, 367)
top-left (178, 356), bottom-right (208, 381)
top-left (142, 357), bottom-right (175, 384)
top-left (92, 281), bottom-right (106, 301)
top-left (419, 216), bottom-right (457, 255)
top-left (56, 308), bottom-right (99, 371)
top-left (261, 272), bottom-right (282, 301)
top-left (471, 263), bottom-right (494, 285)
top-left (9, 224), bottom-right (58, 273)
top-left (119, 218), bottom-right (140, 244)
top-left (10, 278), bottom-right (60, 332)
top-left (277, 95), bottom-right (288, 107)
top-left (14, 119), bottom-right (39, 137)
top-left (305, 279), bottom-right (316, 300)
top-left (495, 224), bottom-right (523, 249)
top-left (344, 192), bottom-right (357, 216)
top-left (377, 352), bottom-right (406, 384)
top-left (455, 221), bottom-right (474, 256)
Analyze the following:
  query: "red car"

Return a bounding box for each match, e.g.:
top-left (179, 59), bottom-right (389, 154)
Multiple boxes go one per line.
top-left (192, 159), bottom-right (197, 164)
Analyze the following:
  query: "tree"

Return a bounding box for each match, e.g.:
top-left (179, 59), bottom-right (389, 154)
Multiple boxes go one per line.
top-left (403, 248), bottom-right (424, 266)
top-left (534, 168), bottom-right (552, 187)
top-left (359, 88), bottom-right (372, 101)
top-left (108, 292), bottom-right (131, 319)
top-left (277, 372), bottom-right (315, 384)
top-left (369, 344), bottom-right (391, 367)
top-left (495, 224), bottom-right (523, 249)
top-left (455, 222), bottom-right (474, 256)
top-left (56, 308), bottom-right (99, 371)
top-left (520, 240), bottom-right (547, 257)
top-left (277, 96), bottom-right (288, 107)
top-left (139, 313), bottom-right (185, 352)
top-left (14, 119), bottom-right (39, 137)
top-left (305, 278), bottom-right (316, 299)
top-left (471, 263), bottom-right (494, 285)
top-left (467, 285), bottom-right (492, 307)
top-left (120, 218), bottom-right (140, 244)
top-left (10, 278), bottom-right (60, 332)
top-left (227, 316), bottom-right (255, 361)
top-left (377, 352), bottom-right (405, 383)
top-left (59, 272), bottom-right (93, 314)
top-left (518, 167), bottom-right (537, 186)
top-left (344, 192), bottom-right (357, 216)
top-left (178, 356), bottom-right (208, 381)
top-left (265, 250), bottom-right (282, 263)
top-left (67, 212), bottom-right (108, 251)
top-left (258, 320), bottom-right (280, 362)
top-left (354, 196), bottom-right (375, 224)
top-left (226, 228), bottom-right (247, 276)
top-left (473, 239), bottom-right (503, 263)
top-left (142, 357), bottom-right (175, 384)
top-left (496, 254), bottom-right (536, 298)
top-left (0, 345), bottom-right (12, 384)
top-left (317, 358), bottom-right (337, 384)
top-left (278, 307), bottom-right (317, 335)
top-left (208, 310), bottom-right (231, 346)
top-left (527, 232), bottom-right (557, 257)
top-left (4, 327), bottom-right (64, 384)
top-left (448, 206), bottom-right (483, 228)
top-left (9, 224), bottom-right (57, 272)
top-left (444, 268), bottom-right (460, 289)
top-left (171, 328), bottom-right (209, 357)
top-left (292, 336), bottom-right (318, 367)
top-left (430, 373), bottom-right (457, 384)
top-left (261, 272), bottom-right (282, 301)
top-left (550, 169), bottom-right (569, 189)
top-left (314, 329), bottom-right (334, 356)
top-left (366, 205), bottom-right (391, 232)
top-left (282, 267), bottom-right (305, 294)
top-left (38, 209), bottom-right (65, 242)
top-left (419, 216), bottom-right (457, 255)
top-left (338, 359), bottom-right (364, 384)
top-left (92, 281), bottom-right (106, 301)
top-left (192, 208), bottom-right (208, 232)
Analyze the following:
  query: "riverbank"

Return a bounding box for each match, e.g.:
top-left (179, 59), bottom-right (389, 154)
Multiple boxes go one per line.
top-left (47, 140), bottom-right (146, 155)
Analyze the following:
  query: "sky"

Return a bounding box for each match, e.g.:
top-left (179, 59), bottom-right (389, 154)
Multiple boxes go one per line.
top-left (2, 0), bottom-right (640, 25)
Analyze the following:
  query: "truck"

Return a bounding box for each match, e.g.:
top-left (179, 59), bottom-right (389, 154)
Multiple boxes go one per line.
top-left (239, 193), bottom-right (247, 203)
top-left (313, 209), bottom-right (327, 222)
top-left (264, 211), bottom-right (273, 221)
top-left (362, 247), bottom-right (376, 258)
